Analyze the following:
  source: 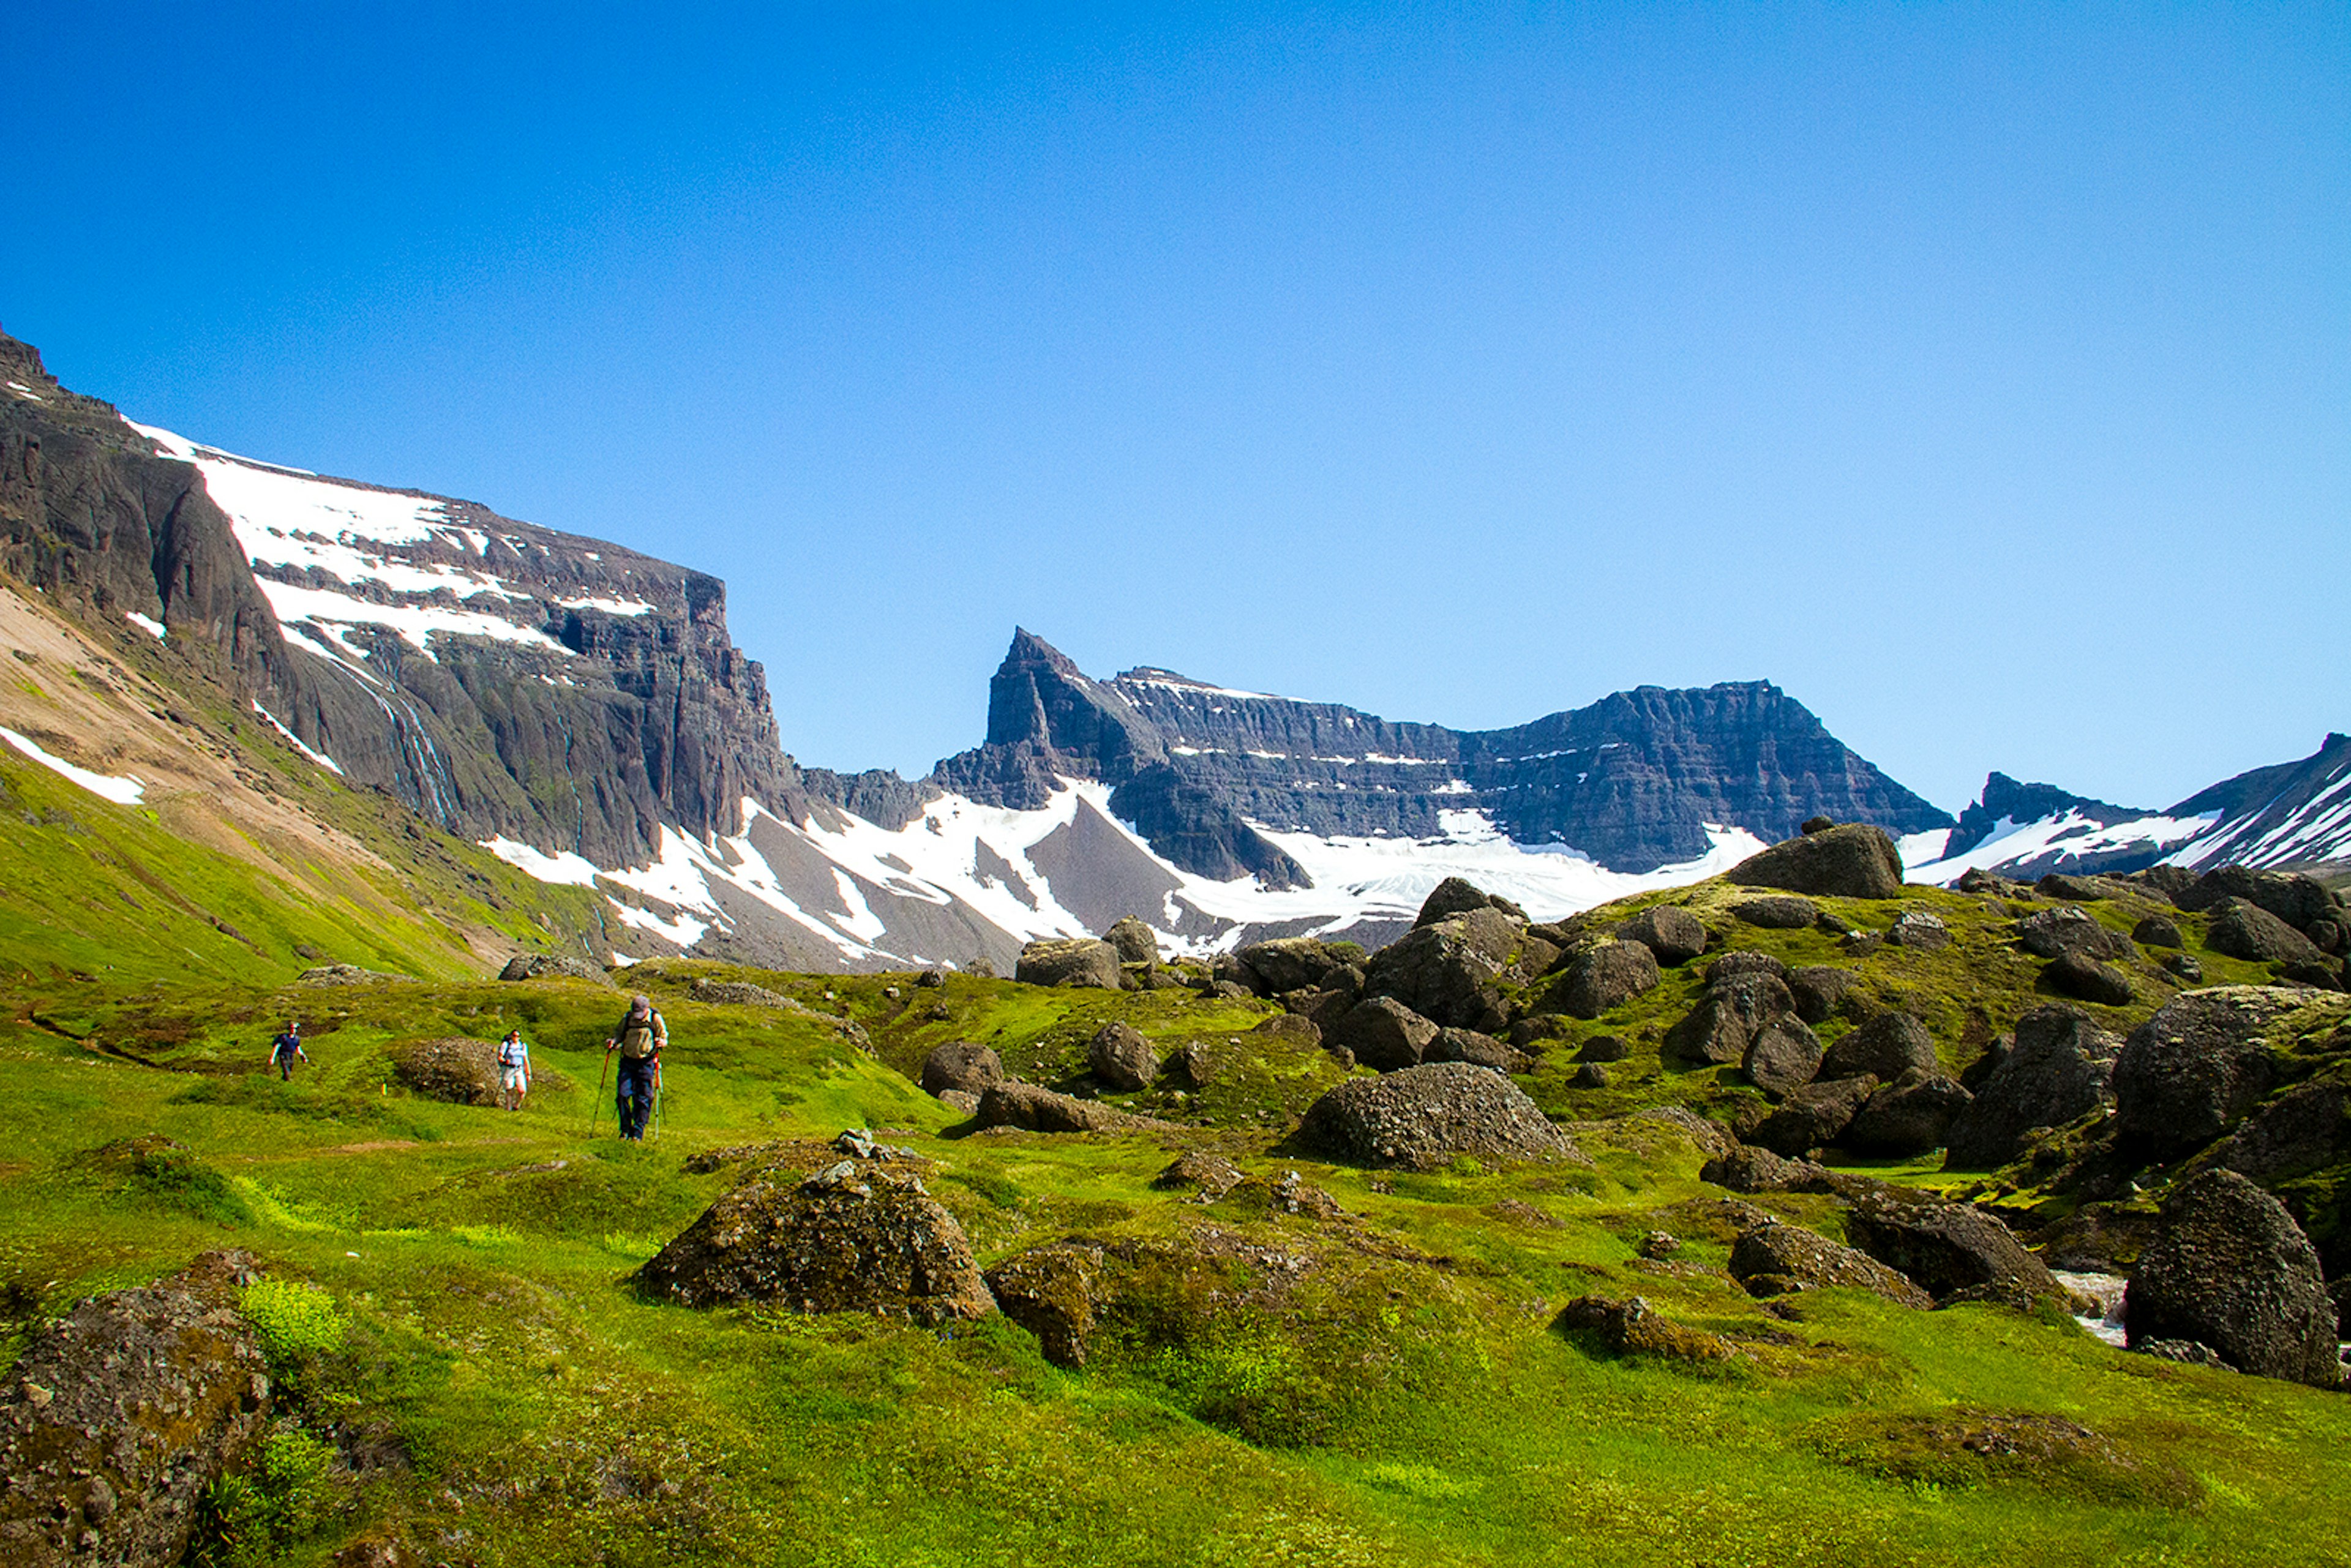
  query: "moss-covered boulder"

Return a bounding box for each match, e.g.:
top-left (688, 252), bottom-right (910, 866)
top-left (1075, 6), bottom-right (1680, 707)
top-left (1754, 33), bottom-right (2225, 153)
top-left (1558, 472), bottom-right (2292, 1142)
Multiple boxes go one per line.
top-left (1297, 1062), bottom-right (1575, 1171)
top-left (1729, 1220), bottom-right (1931, 1308)
top-left (2123, 1169), bottom-right (2341, 1389)
top-left (1728, 824), bottom-right (1904, 901)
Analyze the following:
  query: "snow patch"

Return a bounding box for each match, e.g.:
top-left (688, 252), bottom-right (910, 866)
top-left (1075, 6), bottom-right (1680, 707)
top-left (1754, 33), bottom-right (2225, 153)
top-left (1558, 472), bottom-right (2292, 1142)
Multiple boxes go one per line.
top-left (1907, 811), bottom-right (2217, 885)
top-left (251, 702), bottom-right (344, 775)
top-left (481, 836), bottom-right (604, 888)
top-left (124, 611), bottom-right (165, 641)
top-left (0, 727), bottom-right (146, 805)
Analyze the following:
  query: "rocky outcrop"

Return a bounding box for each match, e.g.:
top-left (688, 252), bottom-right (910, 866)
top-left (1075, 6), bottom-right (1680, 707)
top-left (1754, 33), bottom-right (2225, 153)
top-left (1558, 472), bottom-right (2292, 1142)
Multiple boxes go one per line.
top-left (1014, 938), bottom-right (1123, 989)
top-left (387, 1036), bottom-right (569, 1106)
top-left (1787, 966), bottom-right (1859, 1024)
top-left (2015, 906), bottom-right (2133, 962)
top-left (498, 953), bottom-right (607, 983)
top-left (1363, 907), bottom-right (1520, 1029)
top-left (1101, 915), bottom-right (1159, 965)
top-left (1297, 1062), bottom-right (1575, 1171)
top-left (2047, 950), bottom-right (2135, 1007)
top-left (1730, 895), bottom-right (1818, 929)
top-left (2112, 988), bottom-right (2319, 1157)
top-left (1553, 1295), bottom-right (1735, 1360)
top-left (1843, 1193), bottom-right (2057, 1303)
top-left (634, 1159), bottom-right (994, 1324)
top-left (975, 1082), bottom-right (1163, 1135)
top-left (1728, 824), bottom-right (1906, 901)
top-left (2123, 1171), bottom-right (2340, 1388)
top-left (1943, 1007), bottom-right (2119, 1169)
top-left (1729, 1221), bottom-right (1932, 1307)
top-left (1667, 970), bottom-right (1797, 1066)
top-left (0, 1250), bottom-right (270, 1568)
top-left (1742, 1014), bottom-right (1825, 1099)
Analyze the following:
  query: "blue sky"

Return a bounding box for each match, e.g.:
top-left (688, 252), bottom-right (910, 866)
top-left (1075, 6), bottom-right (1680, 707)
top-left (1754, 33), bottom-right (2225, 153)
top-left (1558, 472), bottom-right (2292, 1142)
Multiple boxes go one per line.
top-left (6, 3), bottom-right (2345, 811)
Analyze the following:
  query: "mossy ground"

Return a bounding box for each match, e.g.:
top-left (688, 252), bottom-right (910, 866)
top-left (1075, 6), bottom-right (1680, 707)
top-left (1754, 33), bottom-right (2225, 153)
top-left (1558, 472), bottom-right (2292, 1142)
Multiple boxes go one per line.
top-left (4, 937), bottom-right (2348, 1567)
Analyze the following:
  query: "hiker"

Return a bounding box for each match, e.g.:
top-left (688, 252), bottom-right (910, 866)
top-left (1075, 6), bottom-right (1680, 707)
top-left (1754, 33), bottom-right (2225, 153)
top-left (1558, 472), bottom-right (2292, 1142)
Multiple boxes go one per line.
top-left (496, 1028), bottom-right (531, 1111)
top-left (269, 1020), bottom-right (309, 1081)
top-left (604, 994), bottom-right (666, 1141)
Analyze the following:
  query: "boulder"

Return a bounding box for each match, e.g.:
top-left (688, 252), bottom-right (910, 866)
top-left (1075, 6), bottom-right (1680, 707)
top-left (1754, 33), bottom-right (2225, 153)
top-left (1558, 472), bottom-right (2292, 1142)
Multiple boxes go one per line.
top-left (1747, 1075), bottom-right (1878, 1157)
top-left (1709, 950), bottom-right (1792, 985)
top-left (1297, 1061), bottom-right (1576, 1171)
top-left (1613, 906), bottom-right (1708, 965)
top-left (1742, 1015), bottom-right (1825, 1099)
top-left (920, 1040), bottom-right (1005, 1099)
top-left (1575, 1033), bottom-right (1632, 1063)
top-left (2015, 906), bottom-right (2134, 962)
top-left (1843, 1192), bottom-right (2057, 1303)
top-left (1415, 876), bottom-right (1500, 926)
top-left (2217, 1079), bottom-right (2351, 1185)
top-left (983, 1243), bottom-right (1106, 1367)
top-left (2132, 915), bottom-right (2184, 950)
top-left (2112, 987), bottom-right (2317, 1157)
top-left (1235, 937), bottom-right (1354, 996)
top-left (2205, 898), bottom-right (2325, 966)
top-left (2175, 866), bottom-right (2341, 931)
top-left (1667, 972), bottom-right (1797, 1065)
top-left (976, 1082), bottom-right (1158, 1135)
top-left (1887, 910), bottom-right (1951, 951)
top-left (1942, 1006), bottom-right (2119, 1169)
top-left (1251, 1013), bottom-right (1323, 1048)
top-left (2123, 1170), bottom-right (2340, 1388)
top-left (1363, 909), bottom-right (1520, 1029)
top-left (1014, 938), bottom-right (1123, 989)
top-left (1818, 1011), bottom-right (1939, 1082)
top-left (1551, 940), bottom-right (1662, 1019)
top-left (1086, 1022), bottom-right (1159, 1091)
top-left (498, 952), bottom-right (606, 983)
top-left (0, 1251), bottom-right (269, 1568)
top-left (1568, 1062), bottom-right (1611, 1089)
top-left (2311, 918), bottom-right (2345, 956)
top-left (1329, 996), bottom-right (1441, 1073)
top-left (1700, 1146), bottom-right (1827, 1193)
top-left (387, 1037), bottom-right (570, 1106)
top-left (2047, 950), bottom-right (2134, 1007)
top-left (1728, 823), bottom-right (1906, 901)
top-left (2161, 952), bottom-right (2204, 983)
top-left (634, 1162), bottom-right (994, 1325)
top-left (1728, 1221), bottom-right (1932, 1308)
top-left (1152, 1151), bottom-right (1245, 1198)
top-left (1552, 1295), bottom-right (1734, 1361)
top-left (1840, 929), bottom-right (1885, 956)
top-left (1787, 966), bottom-right (1859, 1025)
top-left (1423, 1027), bottom-right (1524, 1074)
top-left (1802, 815), bottom-right (1837, 835)
top-left (1842, 1070), bottom-right (1973, 1157)
top-left (1730, 895), bottom-right (1819, 930)
top-left (1102, 916), bottom-right (1160, 966)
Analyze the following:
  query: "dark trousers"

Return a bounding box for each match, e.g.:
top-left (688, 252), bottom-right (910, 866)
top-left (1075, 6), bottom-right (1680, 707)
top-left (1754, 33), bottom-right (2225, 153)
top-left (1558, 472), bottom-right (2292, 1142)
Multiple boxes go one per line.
top-left (275, 1052), bottom-right (298, 1081)
top-left (616, 1057), bottom-right (657, 1139)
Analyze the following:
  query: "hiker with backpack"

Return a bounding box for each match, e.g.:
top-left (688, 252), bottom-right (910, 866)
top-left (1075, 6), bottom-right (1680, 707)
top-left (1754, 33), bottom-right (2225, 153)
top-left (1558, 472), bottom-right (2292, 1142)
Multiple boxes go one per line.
top-left (269, 1020), bottom-right (309, 1081)
top-left (604, 994), bottom-right (666, 1141)
top-left (496, 1029), bottom-right (532, 1111)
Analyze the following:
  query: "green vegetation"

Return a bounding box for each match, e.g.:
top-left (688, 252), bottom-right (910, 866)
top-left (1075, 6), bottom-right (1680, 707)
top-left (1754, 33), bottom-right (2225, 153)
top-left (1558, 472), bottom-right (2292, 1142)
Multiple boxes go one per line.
top-left (5, 927), bottom-right (2347, 1567)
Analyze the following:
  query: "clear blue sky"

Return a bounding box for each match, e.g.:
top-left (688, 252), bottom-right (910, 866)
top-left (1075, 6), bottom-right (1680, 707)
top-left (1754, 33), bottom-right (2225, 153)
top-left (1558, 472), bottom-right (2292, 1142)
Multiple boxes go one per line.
top-left (6, 3), bottom-right (2345, 812)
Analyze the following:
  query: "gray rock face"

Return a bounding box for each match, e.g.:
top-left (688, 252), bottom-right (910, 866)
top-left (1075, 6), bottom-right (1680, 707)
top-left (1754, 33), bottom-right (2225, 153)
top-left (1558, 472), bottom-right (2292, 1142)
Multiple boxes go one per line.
top-left (1086, 1022), bottom-right (1160, 1090)
top-left (1102, 916), bottom-right (1159, 965)
top-left (2112, 988), bottom-right (2318, 1157)
top-left (2015, 906), bottom-right (2134, 962)
top-left (634, 1161), bottom-right (994, 1325)
top-left (1297, 1062), bottom-right (1576, 1171)
top-left (1818, 1011), bottom-right (1939, 1082)
top-left (1551, 940), bottom-right (1663, 1019)
top-left (1731, 895), bottom-right (1819, 929)
top-left (1014, 937), bottom-right (1123, 989)
top-left (1668, 972), bottom-right (1797, 1065)
top-left (1747, 1075), bottom-right (1878, 1157)
top-left (1788, 966), bottom-right (1859, 1024)
top-left (0, 1251), bottom-right (269, 1568)
top-left (2047, 950), bottom-right (2135, 1007)
top-left (1742, 1015), bottom-right (1825, 1099)
top-left (1843, 1071), bottom-right (1973, 1157)
top-left (1330, 996), bottom-right (1442, 1073)
top-left (1843, 1193), bottom-right (2057, 1302)
top-left (920, 1040), bottom-right (1005, 1099)
top-left (1729, 1221), bottom-right (1932, 1307)
top-left (1728, 823), bottom-right (1907, 901)
top-left (2124, 1171), bottom-right (2340, 1388)
top-left (1613, 905), bottom-right (1708, 964)
top-left (2204, 898), bottom-right (2325, 966)
top-left (1943, 1006), bottom-right (2119, 1169)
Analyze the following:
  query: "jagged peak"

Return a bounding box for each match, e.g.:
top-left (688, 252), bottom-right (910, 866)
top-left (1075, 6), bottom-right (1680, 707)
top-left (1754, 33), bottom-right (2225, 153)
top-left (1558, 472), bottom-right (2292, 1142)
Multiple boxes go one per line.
top-left (999, 627), bottom-right (1087, 680)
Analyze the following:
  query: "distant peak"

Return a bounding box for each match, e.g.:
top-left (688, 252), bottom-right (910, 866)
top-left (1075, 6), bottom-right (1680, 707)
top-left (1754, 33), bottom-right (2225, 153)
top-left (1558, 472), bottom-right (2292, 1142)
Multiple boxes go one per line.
top-left (999, 628), bottom-right (1083, 677)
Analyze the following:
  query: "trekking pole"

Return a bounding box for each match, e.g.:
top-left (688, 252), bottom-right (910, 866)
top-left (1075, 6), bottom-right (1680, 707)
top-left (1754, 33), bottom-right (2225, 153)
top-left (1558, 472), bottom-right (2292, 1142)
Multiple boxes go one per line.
top-left (590, 1048), bottom-right (610, 1139)
top-left (650, 1071), bottom-right (664, 1144)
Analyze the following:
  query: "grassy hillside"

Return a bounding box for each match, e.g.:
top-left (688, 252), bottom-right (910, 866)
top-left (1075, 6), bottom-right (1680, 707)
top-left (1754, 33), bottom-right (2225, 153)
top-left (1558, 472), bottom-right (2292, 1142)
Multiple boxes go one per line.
top-left (6, 944), bottom-right (2347, 1567)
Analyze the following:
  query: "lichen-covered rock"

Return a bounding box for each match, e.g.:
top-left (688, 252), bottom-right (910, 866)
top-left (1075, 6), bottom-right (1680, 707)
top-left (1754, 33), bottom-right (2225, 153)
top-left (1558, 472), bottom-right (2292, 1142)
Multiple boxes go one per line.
top-left (984, 1243), bottom-right (1107, 1367)
top-left (634, 1161), bottom-right (994, 1324)
top-left (1709, 951), bottom-right (1793, 985)
top-left (2217, 1079), bottom-right (2351, 1185)
top-left (1942, 1006), bottom-right (2118, 1169)
top-left (2015, 906), bottom-right (2133, 963)
top-left (0, 1251), bottom-right (270, 1568)
top-left (1842, 1070), bottom-right (1972, 1157)
top-left (1728, 824), bottom-right (1905, 901)
top-left (1746, 1075), bottom-right (1878, 1157)
top-left (1700, 1145), bottom-right (1828, 1193)
top-left (498, 952), bottom-right (607, 982)
top-left (1086, 1022), bottom-right (1160, 1090)
top-left (1102, 916), bottom-right (1160, 966)
top-left (1014, 938), bottom-right (1123, 989)
top-left (2132, 915), bottom-right (2184, 949)
top-left (1888, 910), bottom-right (1951, 950)
top-left (1415, 876), bottom-right (1501, 926)
top-left (1844, 1192), bottom-right (2057, 1304)
top-left (2204, 898), bottom-right (2325, 966)
top-left (2047, 950), bottom-right (2135, 1007)
top-left (2123, 1170), bottom-right (2340, 1389)
top-left (1742, 1015), bottom-right (1824, 1099)
top-left (1553, 1295), bottom-right (1734, 1360)
top-left (1729, 1221), bottom-right (1931, 1307)
top-left (2112, 987), bottom-right (2322, 1157)
top-left (1423, 1027), bottom-right (1524, 1074)
top-left (975, 1082), bottom-right (1164, 1135)
top-left (1730, 895), bottom-right (1819, 929)
top-left (2175, 866), bottom-right (2341, 931)
top-left (1152, 1152), bottom-right (1245, 1198)
top-left (1329, 996), bottom-right (1441, 1073)
top-left (1235, 937), bottom-right (1357, 996)
top-left (1363, 908), bottom-right (1520, 1029)
top-left (1818, 1011), bottom-right (1938, 1082)
top-left (1551, 939), bottom-right (1662, 1019)
top-left (389, 1036), bottom-right (572, 1106)
top-left (1667, 972), bottom-right (1796, 1065)
top-left (1613, 905), bottom-right (1707, 965)
top-left (1297, 1062), bottom-right (1575, 1171)
top-left (920, 1040), bottom-right (1005, 1098)
top-left (1787, 965), bottom-right (1859, 1025)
